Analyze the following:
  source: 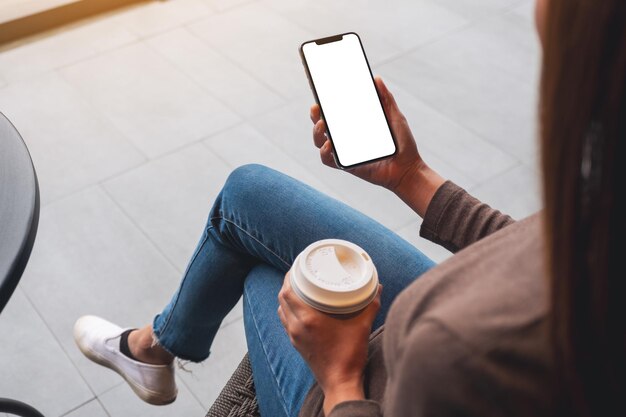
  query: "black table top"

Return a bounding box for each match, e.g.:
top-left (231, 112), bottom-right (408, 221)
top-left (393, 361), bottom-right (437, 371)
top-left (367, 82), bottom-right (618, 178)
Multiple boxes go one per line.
top-left (0, 112), bottom-right (40, 314)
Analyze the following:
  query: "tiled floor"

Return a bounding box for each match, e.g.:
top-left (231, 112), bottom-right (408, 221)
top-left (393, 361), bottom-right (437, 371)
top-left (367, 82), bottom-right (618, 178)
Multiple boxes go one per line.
top-left (0, 0), bottom-right (541, 415)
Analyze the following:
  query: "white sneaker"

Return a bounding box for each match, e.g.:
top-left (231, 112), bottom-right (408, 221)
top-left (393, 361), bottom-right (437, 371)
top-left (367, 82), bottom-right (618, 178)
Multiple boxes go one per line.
top-left (73, 315), bottom-right (177, 405)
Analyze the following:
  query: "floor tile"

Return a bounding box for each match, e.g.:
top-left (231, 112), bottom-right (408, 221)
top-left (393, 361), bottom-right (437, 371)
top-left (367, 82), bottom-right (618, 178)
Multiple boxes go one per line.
top-left (249, 97), bottom-right (419, 231)
top-left (381, 79), bottom-right (518, 185)
top-left (102, 142), bottom-right (232, 273)
top-left (261, 0), bottom-right (401, 66)
top-left (468, 162), bottom-right (542, 220)
top-left (394, 221), bottom-right (453, 264)
top-left (380, 12), bottom-right (540, 159)
top-left (146, 28), bottom-right (284, 118)
top-left (99, 376), bottom-right (205, 417)
top-left (188, 3), bottom-right (314, 99)
top-left (176, 319), bottom-right (248, 409)
top-left (354, 0), bottom-right (469, 52)
top-left (432, 0), bottom-right (522, 20)
top-left (63, 398), bottom-right (108, 417)
top-left (0, 72), bottom-right (145, 205)
top-left (204, 0), bottom-right (257, 12)
top-left (61, 42), bottom-right (241, 158)
top-left (19, 186), bottom-right (182, 396)
top-left (420, 152), bottom-right (475, 190)
top-left (203, 123), bottom-right (335, 196)
top-left (264, 0), bottom-right (468, 58)
top-left (111, 0), bottom-right (214, 38)
top-left (0, 17), bottom-right (137, 83)
top-left (0, 289), bottom-right (93, 417)
top-left (511, 0), bottom-right (535, 21)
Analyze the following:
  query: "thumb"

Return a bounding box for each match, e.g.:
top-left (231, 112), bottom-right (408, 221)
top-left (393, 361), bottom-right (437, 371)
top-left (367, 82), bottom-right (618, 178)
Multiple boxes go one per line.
top-left (363, 284), bottom-right (383, 322)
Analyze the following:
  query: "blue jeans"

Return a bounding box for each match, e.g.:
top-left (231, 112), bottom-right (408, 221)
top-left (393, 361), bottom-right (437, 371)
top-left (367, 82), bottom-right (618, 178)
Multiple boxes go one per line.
top-left (152, 164), bottom-right (434, 417)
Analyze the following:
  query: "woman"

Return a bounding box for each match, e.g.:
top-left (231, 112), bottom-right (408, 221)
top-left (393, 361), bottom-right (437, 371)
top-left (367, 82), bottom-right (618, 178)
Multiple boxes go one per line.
top-left (74, 0), bottom-right (625, 415)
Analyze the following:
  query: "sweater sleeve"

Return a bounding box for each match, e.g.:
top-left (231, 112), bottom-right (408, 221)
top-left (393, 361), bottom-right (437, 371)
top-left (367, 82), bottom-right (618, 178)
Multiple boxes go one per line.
top-left (327, 400), bottom-right (382, 417)
top-left (419, 181), bottom-right (514, 253)
top-left (384, 319), bottom-right (481, 417)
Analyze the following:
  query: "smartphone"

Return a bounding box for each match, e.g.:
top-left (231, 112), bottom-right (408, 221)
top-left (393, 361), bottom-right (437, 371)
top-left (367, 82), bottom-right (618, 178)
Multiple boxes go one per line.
top-left (299, 32), bottom-right (397, 169)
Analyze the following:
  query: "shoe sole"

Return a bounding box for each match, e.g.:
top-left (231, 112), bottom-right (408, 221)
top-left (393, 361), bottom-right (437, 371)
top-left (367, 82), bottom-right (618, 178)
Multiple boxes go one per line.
top-left (77, 341), bottom-right (177, 406)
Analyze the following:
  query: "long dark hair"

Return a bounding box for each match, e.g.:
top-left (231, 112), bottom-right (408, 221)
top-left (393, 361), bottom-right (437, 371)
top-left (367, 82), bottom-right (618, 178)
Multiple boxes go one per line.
top-left (540, 0), bottom-right (626, 415)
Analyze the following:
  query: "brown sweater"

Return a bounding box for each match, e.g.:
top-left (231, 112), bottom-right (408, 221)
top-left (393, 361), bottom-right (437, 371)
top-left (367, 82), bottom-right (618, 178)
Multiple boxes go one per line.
top-left (299, 181), bottom-right (553, 417)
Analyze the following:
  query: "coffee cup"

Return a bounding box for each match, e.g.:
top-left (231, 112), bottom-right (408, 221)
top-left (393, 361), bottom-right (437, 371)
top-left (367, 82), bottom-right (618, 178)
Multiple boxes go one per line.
top-left (289, 239), bottom-right (379, 315)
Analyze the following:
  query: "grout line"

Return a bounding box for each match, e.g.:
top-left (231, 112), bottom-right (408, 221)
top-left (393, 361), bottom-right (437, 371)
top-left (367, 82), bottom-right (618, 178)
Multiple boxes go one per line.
top-left (0, 0), bottom-right (147, 52)
top-left (143, 25), bottom-right (288, 120)
top-left (44, 1), bottom-right (217, 75)
top-left (50, 36), bottom-right (139, 74)
top-left (1, 29), bottom-right (139, 85)
top-left (58, 397), bottom-right (99, 417)
top-left (466, 161), bottom-right (524, 193)
top-left (175, 316), bottom-right (246, 410)
top-left (55, 51), bottom-right (228, 163)
top-left (53, 67), bottom-right (151, 159)
top-left (98, 183), bottom-right (185, 275)
top-left (127, 10), bottom-right (216, 41)
top-left (140, 31), bottom-right (252, 122)
top-left (380, 78), bottom-right (529, 165)
top-left (40, 183), bottom-right (96, 208)
top-left (200, 138), bottom-right (238, 170)
top-left (39, 120), bottom-right (247, 209)
top-left (373, 0), bottom-right (536, 70)
top-left (15, 21), bottom-right (141, 80)
top-left (504, 0), bottom-right (533, 14)
top-left (97, 119), bottom-right (245, 179)
top-left (206, 0), bottom-right (259, 15)
top-left (15, 286), bottom-right (102, 412)
top-left (175, 367), bottom-right (209, 412)
top-left (97, 380), bottom-right (125, 397)
top-left (240, 136), bottom-right (350, 204)
top-left (372, 23), bottom-right (469, 68)
top-left (392, 217), bottom-right (421, 235)
top-left (23, 0), bottom-right (250, 87)
top-left (95, 396), bottom-right (112, 417)
top-left (183, 21), bottom-right (289, 101)
top-left (263, 1), bottom-right (471, 71)
top-left (199, 121), bottom-right (346, 203)
top-left (135, 116), bottom-right (244, 162)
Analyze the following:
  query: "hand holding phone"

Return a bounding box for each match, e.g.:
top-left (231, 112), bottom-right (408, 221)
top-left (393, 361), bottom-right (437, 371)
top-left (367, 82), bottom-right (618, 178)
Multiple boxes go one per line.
top-left (300, 34), bottom-right (445, 217)
top-left (310, 76), bottom-right (424, 192)
top-left (300, 33), bottom-right (397, 169)
top-left (301, 33), bottom-right (426, 190)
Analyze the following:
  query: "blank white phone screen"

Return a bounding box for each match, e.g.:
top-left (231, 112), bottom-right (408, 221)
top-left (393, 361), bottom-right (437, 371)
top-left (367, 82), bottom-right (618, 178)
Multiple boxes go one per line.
top-left (302, 33), bottom-right (396, 167)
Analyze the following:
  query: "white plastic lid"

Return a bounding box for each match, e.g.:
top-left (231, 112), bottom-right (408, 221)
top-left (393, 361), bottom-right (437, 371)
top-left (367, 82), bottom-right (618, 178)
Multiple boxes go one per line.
top-left (290, 239), bottom-right (378, 314)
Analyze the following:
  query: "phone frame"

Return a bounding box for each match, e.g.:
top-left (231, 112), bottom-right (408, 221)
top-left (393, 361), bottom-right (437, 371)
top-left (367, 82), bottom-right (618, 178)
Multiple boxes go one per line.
top-left (299, 32), bottom-right (398, 170)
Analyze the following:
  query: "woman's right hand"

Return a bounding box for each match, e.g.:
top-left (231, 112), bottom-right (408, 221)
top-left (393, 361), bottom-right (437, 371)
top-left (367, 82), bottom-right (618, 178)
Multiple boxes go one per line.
top-left (311, 77), bottom-right (445, 217)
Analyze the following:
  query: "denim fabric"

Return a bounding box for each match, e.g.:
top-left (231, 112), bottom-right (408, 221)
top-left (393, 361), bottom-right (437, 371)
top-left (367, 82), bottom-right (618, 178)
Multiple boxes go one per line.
top-left (152, 164), bottom-right (434, 417)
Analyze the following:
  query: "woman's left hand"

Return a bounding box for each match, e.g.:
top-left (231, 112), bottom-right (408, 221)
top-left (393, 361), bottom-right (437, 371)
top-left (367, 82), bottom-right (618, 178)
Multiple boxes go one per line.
top-left (278, 274), bottom-right (382, 415)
